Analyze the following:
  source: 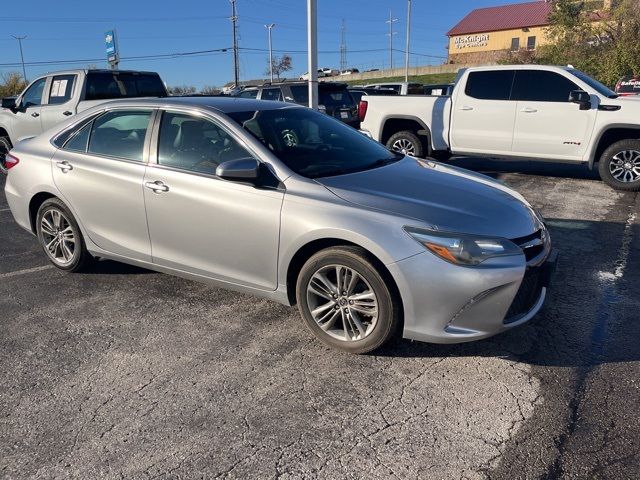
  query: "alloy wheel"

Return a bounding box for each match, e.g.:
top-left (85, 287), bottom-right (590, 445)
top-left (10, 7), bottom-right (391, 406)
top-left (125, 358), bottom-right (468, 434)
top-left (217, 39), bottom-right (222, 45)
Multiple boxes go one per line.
top-left (0, 138), bottom-right (10, 175)
top-left (306, 264), bottom-right (379, 342)
top-left (40, 208), bottom-right (76, 266)
top-left (610, 149), bottom-right (640, 183)
top-left (391, 138), bottom-right (416, 156)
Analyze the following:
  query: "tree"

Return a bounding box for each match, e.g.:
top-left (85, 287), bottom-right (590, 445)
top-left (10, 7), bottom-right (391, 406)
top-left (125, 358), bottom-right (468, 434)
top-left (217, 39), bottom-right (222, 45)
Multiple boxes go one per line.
top-left (167, 85), bottom-right (197, 96)
top-left (200, 85), bottom-right (221, 95)
top-left (0, 72), bottom-right (28, 97)
top-left (265, 54), bottom-right (293, 80)
top-left (537, 0), bottom-right (640, 86)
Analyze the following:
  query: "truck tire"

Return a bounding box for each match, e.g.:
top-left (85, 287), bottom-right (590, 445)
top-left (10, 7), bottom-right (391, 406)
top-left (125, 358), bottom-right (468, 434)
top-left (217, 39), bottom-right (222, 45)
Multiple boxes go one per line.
top-left (0, 136), bottom-right (12, 175)
top-left (386, 131), bottom-right (424, 158)
top-left (598, 139), bottom-right (640, 192)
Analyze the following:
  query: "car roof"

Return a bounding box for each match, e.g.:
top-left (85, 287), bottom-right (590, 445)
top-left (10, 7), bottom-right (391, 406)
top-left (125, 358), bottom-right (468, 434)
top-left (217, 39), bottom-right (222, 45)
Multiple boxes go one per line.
top-left (91, 96), bottom-right (298, 114)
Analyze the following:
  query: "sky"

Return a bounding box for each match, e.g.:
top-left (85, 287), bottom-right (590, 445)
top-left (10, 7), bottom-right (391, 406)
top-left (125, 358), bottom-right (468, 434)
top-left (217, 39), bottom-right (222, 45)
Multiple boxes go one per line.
top-left (0, 0), bottom-right (520, 89)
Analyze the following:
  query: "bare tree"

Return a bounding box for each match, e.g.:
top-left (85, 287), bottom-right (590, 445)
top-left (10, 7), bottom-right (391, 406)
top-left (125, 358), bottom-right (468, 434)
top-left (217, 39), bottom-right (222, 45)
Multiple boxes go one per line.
top-left (167, 85), bottom-right (197, 96)
top-left (265, 54), bottom-right (293, 80)
top-left (200, 85), bottom-right (221, 95)
top-left (0, 72), bottom-right (28, 97)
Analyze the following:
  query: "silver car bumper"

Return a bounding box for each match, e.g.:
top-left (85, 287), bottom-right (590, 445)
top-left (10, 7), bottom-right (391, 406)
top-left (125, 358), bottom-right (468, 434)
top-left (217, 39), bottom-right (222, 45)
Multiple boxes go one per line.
top-left (388, 249), bottom-right (557, 344)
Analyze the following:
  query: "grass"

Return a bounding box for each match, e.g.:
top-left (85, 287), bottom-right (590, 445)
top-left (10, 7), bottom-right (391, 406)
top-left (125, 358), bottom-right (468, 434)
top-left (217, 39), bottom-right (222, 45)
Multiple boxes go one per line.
top-left (341, 72), bottom-right (457, 86)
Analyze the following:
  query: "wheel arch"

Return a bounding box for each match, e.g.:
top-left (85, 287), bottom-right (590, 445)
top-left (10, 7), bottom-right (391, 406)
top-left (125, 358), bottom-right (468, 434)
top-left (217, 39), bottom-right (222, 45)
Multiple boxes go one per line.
top-left (28, 192), bottom-right (58, 234)
top-left (0, 126), bottom-right (10, 142)
top-left (380, 115), bottom-right (432, 151)
top-left (589, 125), bottom-right (640, 169)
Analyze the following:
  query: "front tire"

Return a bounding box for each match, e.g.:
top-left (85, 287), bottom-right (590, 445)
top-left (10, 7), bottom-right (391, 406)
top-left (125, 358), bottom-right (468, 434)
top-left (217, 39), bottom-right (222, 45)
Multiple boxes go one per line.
top-left (0, 136), bottom-right (12, 175)
top-left (296, 246), bottom-right (400, 354)
top-left (386, 131), bottom-right (425, 158)
top-left (36, 198), bottom-right (93, 272)
top-left (598, 139), bottom-right (640, 191)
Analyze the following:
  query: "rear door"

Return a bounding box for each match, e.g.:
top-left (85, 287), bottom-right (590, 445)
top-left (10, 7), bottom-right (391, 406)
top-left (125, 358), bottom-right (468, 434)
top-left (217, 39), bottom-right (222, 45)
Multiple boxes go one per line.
top-left (52, 108), bottom-right (153, 261)
top-left (12, 76), bottom-right (47, 141)
top-left (449, 70), bottom-right (517, 155)
top-left (511, 70), bottom-right (598, 160)
top-left (40, 74), bottom-right (78, 131)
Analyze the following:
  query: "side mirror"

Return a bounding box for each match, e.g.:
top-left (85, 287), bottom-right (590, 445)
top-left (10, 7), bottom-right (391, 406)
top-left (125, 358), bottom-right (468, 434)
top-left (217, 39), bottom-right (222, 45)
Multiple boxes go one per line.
top-left (569, 90), bottom-right (591, 110)
top-left (1, 97), bottom-right (17, 111)
top-left (216, 157), bottom-right (260, 181)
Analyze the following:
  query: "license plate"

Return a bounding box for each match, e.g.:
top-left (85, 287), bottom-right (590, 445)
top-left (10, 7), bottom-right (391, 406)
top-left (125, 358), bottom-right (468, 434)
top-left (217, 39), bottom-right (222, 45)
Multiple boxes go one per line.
top-left (340, 111), bottom-right (349, 119)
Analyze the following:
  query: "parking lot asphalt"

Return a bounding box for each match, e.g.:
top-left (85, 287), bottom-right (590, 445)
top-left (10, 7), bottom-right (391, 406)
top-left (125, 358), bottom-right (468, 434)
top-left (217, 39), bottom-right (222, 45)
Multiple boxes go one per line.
top-left (1, 159), bottom-right (639, 479)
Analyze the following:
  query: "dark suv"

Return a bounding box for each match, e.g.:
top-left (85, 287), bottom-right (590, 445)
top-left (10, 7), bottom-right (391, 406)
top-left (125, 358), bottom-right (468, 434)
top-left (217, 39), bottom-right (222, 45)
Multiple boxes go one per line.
top-left (234, 82), bottom-right (359, 128)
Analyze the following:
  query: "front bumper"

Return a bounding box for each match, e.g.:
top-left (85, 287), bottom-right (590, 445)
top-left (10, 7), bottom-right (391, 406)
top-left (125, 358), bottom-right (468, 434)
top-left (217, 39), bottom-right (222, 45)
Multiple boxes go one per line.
top-left (388, 248), bottom-right (558, 344)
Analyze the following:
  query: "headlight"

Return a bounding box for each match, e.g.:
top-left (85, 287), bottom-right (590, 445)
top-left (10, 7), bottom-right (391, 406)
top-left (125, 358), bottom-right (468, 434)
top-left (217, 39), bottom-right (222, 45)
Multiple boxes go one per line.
top-left (404, 226), bottom-right (522, 266)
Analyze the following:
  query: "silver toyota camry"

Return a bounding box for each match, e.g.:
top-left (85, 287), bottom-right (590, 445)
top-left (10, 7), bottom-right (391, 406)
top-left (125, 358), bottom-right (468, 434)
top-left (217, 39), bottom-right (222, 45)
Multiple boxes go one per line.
top-left (4, 97), bottom-right (557, 354)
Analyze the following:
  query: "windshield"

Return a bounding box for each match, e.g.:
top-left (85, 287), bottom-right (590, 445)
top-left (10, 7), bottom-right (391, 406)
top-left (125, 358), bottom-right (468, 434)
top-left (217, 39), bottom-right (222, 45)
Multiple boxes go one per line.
top-left (227, 107), bottom-right (401, 179)
top-left (568, 69), bottom-right (618, 98)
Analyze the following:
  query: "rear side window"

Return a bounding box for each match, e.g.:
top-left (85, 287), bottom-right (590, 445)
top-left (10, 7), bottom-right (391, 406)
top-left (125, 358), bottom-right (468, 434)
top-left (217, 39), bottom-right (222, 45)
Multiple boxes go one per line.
top-left (238, 89), bottom-right (258, 99)
top-left (407, 84), bottom-right (424, 95)
top-left (261, 88), bottom-right (282, 101)
top-left (511, 70), bottom-right (579, 102)
top-left (319, 90), bottom-right (355, 107)
top-left (290, 85), bottom-right (309, 104)
top-left (88, 110), bottom-right (152, 161)
top-left (465, 70), bottom-right (515, 100)
top-left (85, 72), bottom-right (166, 101)
top-left (48, 75), bottom-right (76, 105)
top-left (64, 122), bottom-right (92, 152)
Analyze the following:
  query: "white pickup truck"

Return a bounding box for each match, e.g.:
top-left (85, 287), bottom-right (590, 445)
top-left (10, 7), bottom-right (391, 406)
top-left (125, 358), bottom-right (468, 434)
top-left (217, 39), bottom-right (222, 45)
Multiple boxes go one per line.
top-left (0, 69), bottom-right (167, 173)
top-left (359, 65), bottom-right (640, 191)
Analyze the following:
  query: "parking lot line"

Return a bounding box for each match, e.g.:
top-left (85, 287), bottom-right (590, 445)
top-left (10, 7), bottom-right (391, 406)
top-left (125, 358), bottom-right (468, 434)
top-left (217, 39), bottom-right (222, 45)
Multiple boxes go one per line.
top-left (0, 208), bottom-right (11, 212)
top-left (0, 265), bottom-right (54, 278)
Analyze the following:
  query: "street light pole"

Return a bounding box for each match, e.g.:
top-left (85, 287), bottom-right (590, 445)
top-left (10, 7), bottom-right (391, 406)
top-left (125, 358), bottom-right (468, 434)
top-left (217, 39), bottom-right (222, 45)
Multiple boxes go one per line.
top-left (307, 0), bottom-right (318, 109)
top-left (230, 0), bottom-right (240, 87)
top-left (404, 0), bottom-right (412, 82)
top-left (265, 23), bottom-right (275, 82)
top-left (12, 35), bottom-right (27, 82)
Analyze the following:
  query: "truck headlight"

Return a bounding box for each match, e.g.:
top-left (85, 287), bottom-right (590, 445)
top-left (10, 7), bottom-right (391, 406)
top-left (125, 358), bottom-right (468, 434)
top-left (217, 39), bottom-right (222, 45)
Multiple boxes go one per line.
top-left (404, 226), bottom-right (522, 266)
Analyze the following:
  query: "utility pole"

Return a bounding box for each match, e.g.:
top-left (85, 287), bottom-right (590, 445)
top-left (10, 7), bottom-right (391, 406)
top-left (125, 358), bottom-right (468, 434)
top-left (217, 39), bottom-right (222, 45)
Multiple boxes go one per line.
top-left (339, 19), bottom-right (347, 72)
top-left (12, 35), bottom-right (27, 82)
top-left (385, 10), bottom-right (398, 71)
top-left (230, 0), bottom-right (240, 86)
top-left (265, 23), bottom-right (275, 82)
top-left (405, 0), bottom-right (412, 82)
top-left (307, 0), bottom-right (318, 109)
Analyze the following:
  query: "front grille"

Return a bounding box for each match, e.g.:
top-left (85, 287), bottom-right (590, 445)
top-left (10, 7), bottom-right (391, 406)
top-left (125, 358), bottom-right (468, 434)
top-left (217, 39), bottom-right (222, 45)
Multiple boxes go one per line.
top-left (511, 229), bottom-right (546, 263)
top-left (504, 267), bottom-right (543, 323)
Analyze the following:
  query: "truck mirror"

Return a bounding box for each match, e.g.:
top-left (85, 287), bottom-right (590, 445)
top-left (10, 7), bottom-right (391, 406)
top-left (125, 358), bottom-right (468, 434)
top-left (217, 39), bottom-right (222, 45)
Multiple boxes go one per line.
top-left (1, 97), bottom-right (17, 111)
top-left (569, 90), bottom-right (591, 110)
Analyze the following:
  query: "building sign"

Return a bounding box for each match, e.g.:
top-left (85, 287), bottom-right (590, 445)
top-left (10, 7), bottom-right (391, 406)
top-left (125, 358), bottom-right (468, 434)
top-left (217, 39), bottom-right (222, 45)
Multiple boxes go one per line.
top-left (105, 30), bottom-right (119, 68)
top-left (454, 34), bottom-right (490, 49)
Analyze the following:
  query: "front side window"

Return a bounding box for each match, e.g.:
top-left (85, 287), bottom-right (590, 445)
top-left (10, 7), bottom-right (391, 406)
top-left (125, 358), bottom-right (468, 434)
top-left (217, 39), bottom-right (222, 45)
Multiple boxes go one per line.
top-left (261, 88), bottom-right (282, 101)
top-left (511, 70), bottom-right (579, 102)
top-left (21, 78), bottom-right (47, 108)
top-left (228, 107), bottom-right (401, 179)
top-left (88, 110), bottom-right (152, 161)
top-left (238, 89), bottom-right (258, 99)
top-left (157, 112), bottom-right (252, 175)
top-left (527, 36), bottom-right (536, 50)
top-left (465, 70), bottom-right (515, 100)
top-left (48, 75), bottom-right (76, 105)
top-left (289, 85), bottom-right (309, 104)
top-left (510, 37), bottom-right (520, 52)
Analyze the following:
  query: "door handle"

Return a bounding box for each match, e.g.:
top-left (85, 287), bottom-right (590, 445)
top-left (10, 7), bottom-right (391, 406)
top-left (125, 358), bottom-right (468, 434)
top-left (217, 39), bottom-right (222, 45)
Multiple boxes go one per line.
top-left (63, 111), bottom-right (73, 116)
top-left (144, 181), bottom-right (169, 193)
top-left (521, 107), bottom-right (538, 113)
top-left (31, 112), bottom-right (40, 118)
top-left (55, 161), bottom-right (73, 173)
top-left (459, 105), bottom-right (474, 111)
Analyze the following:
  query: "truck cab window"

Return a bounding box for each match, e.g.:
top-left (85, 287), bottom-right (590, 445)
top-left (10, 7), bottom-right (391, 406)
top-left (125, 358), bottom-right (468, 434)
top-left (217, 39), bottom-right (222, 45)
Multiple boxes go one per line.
top-left (21, 78), bottom-right (47, 108)
top-left (511, 70), bottom-right (579, 102)
top-left (464, 71), bottom-right (515, 100)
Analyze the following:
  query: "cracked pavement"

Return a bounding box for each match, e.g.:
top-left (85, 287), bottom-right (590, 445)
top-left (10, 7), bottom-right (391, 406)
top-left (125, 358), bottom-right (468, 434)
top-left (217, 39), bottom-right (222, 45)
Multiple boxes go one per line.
top-left (1, 159), bottom-right (639, 479)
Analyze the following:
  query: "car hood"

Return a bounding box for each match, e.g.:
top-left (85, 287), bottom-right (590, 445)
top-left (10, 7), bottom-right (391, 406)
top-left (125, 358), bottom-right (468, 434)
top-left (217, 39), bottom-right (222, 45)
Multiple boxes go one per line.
top-left (316, 157), bottom-right (542, 239)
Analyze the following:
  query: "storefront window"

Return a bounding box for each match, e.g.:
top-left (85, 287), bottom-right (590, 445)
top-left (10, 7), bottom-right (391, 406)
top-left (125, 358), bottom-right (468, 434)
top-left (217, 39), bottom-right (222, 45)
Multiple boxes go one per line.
top-left (510, 38), bottom-right (520, 52)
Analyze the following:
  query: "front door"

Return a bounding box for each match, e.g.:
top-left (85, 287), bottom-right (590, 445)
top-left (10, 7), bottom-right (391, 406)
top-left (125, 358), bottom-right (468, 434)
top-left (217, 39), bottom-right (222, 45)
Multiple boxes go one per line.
top-left (52, 109), bottom-right (153, 261)
top-left (449, 69), bottom-right (517, 156)
top-left (40, 74), bottom-right (78, 131)
top-left (12, 77), bottom-right (47, 141)
top-left (143, 110), bottom-right (283, 290)
top-left (511, 70), bottom-right (598, 160)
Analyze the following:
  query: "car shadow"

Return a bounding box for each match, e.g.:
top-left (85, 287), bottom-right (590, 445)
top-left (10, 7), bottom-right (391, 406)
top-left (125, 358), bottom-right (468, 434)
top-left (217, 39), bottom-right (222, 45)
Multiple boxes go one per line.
top-left (444, 156), bottom-right (601, 181)
top-left (84, 259), bottom-right (155, 275)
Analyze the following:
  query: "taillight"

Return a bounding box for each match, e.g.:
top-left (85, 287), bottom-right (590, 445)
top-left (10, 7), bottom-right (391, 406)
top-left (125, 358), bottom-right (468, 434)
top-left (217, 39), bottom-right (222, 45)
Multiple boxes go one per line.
top-left (358, 100), bottom-right (368, 122)
top-left (5, 153), bottom-right (19, 170)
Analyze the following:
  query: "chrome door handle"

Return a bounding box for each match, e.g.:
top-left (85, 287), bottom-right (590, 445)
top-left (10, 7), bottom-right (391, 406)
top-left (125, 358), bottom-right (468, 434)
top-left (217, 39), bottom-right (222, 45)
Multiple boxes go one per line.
top-left (145, 181), bottom-right (169, 193)
top-left (31, 112), bottom-right (40, 118)
top-left (521, 107), bottom-right (538, 113)
top-left (55, 161), bottom-right (73, 173)
top-left (460, 105), bottom-right (474, 111)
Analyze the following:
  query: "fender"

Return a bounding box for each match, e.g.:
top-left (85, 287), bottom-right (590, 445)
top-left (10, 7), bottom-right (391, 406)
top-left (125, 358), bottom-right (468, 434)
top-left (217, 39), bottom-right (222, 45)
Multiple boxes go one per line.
top-left (587, 123), bottom-right (640, 169)
top-left (380, 114), bottom-right (435, 150)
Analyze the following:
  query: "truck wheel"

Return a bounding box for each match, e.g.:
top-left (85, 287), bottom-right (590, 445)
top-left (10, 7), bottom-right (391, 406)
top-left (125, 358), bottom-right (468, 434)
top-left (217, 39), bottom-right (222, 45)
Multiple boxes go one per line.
top-left (0, 136), bottom-right (12, 175)
top-left (386, 131), bottom-right (424, 158)
top-left (598, 139), bottom-right (640, 192)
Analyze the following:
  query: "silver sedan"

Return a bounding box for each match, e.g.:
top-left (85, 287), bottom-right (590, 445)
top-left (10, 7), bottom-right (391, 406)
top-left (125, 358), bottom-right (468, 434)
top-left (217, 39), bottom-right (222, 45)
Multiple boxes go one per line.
top-left (4, 97), bottom-right (556, 353)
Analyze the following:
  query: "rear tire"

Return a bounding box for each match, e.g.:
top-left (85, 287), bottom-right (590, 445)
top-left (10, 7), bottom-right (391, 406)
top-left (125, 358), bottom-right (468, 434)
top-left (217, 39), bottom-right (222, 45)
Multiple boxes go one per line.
top-left (36, 198), bottom-right (94, 272)
top-left (296, 246), bottom-right (400, 354)
top-left (0, 136), bottom-right (12, 175)
top-left (386, 131), bottom-right (424, 158)
top-left (598, 139), bottom-right (640, 191)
